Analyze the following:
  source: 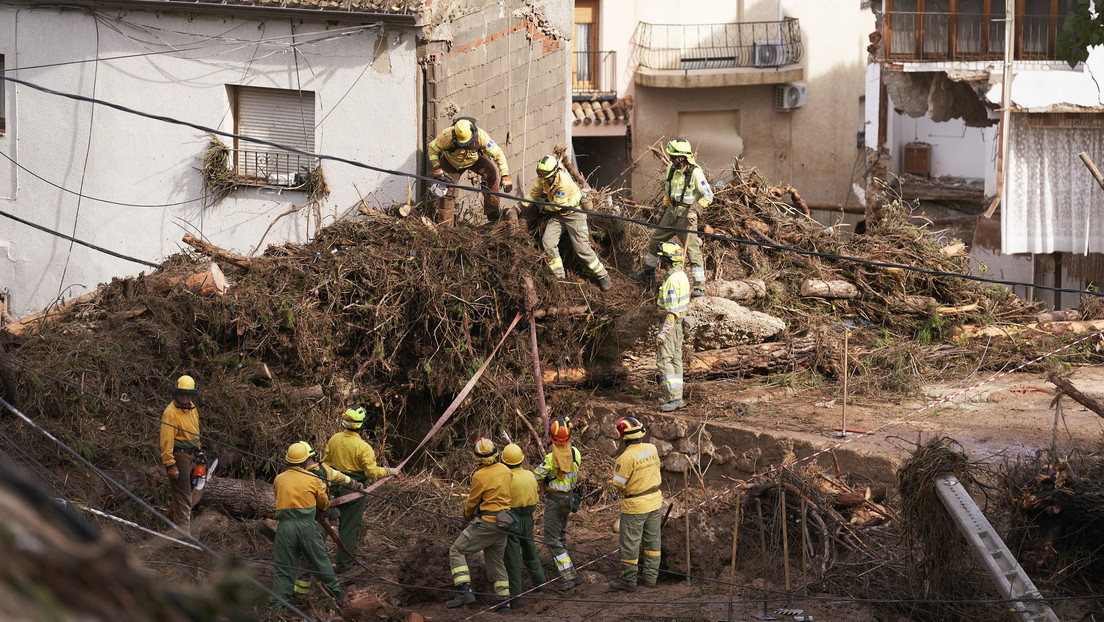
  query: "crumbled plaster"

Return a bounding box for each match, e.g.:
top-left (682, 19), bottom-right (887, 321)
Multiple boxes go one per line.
top-left (371, 34), bottom-right (392, 74)
top-left (986, 51), bottom-right (1104, 111)
top-left (884, 71), bottom-right (995, 127)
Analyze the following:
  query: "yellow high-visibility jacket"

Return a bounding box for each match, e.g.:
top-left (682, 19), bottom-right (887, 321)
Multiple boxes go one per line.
top-left (274, 465), bottom-right (329, 520)
top-left (612, 441), bottom-right (662, 515)
top-left (323, 430), bottom-right (388, 480)
top-left (159, 401), bottom-right (200, 467)
top-left (508, 466), bottom-right (540, 509)
top-left (657, 268), bottom-right (690, 322)
top-left (663, 162), bottom-right (713, 207)
top-left (521, 168), bottom-right (581, 214)
top-left (465, 462), bottom-right (512, 523)
top-left (428, 127), bottom-right (510, 176)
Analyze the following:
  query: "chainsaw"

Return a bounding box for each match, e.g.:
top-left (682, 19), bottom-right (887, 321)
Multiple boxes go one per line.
top-left (191, 451), bottom-right (218, 491)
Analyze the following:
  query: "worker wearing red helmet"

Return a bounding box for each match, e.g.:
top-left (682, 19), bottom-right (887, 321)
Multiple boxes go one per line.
top-left (534, 416), bottom-right (583, 591)
top-left (609, 416), bottom-right (663, 592)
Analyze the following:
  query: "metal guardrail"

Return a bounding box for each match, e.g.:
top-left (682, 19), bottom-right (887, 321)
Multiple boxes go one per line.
top-left (573, 50), bottom-right (617, 99)
top-left (231, 149), bottom-right (317, 188)
top-left (633, 19), bottom-right (804, 71)
top-left (883, 10), bottom-right (1062, 61)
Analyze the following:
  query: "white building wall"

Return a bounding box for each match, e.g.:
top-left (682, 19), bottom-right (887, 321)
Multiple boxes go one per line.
top-left (891, 114), bottom-right (993, 179)
top-left (0, 6), bottom-right (418, 318)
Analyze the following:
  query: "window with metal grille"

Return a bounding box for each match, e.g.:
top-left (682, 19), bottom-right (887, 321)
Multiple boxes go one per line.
top-left (231, 85), bottom-right (316, 188)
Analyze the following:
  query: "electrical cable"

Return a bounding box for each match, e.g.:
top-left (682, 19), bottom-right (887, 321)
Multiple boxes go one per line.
top-left (0, 395), bottom-right (316, 621)
top-left (0, 208), bottom-right (161, 268)
top-left (1, 73), bottom-right (1100, 300)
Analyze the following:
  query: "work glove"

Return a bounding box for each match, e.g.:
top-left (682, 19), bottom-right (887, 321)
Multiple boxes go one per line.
top-left (351, 480), bottom-right (366, 492)
top-left (662, 195), bottom-right (673, 208)
top-left (166, 464), bottom-right (179, 479)
top-left (431, 166), bottom-right (447, 182)
top-left (697, 197), bottom-right (710, 209)
top-left (385, 467), bottom-right (401, 477)
top-left (657, 317), bottom-right (675, 345)
top-left (687, 207), bottom-right (699, 225)
top-left (501, 174), bottom-right (513, 193)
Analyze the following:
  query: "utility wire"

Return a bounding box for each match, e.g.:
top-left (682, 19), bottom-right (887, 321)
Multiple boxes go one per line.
top-left (0, 208), bottom-right (161, 268)
top-left (2, 72), bottom-right (1098, 300)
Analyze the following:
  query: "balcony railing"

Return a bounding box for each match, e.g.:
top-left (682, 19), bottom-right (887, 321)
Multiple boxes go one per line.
top-left (232, 149), bottom-right (317, 188)
top-left (633, 19), bottom-right (804, 71)
top-left (573, 50), bottom-right (617, 99)
top-left (883, 10), bottom-right (1070, 61)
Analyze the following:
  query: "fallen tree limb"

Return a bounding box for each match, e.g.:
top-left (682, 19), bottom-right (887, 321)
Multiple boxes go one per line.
top-left (1, 290), bottom-right (100, 336)
top-left (1047, 373), bottom-right (1104, 420)
top-left (951, 319), bottom-right (1104, 340)
top-left (182, 234), bottom-right (253, 270)
top-left (199, 476), bottom-right (275, 518)
top-left (800, 279), bottom-right (857, 299)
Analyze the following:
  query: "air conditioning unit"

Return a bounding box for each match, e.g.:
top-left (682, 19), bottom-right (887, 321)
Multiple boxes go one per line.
top-left (752, 40), bottom-right (786, 67)
top-left (775, 82), bottom-right (806, 111)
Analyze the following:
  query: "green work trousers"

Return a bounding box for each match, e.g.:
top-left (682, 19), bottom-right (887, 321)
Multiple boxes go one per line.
top-left (618, 508), bottom-right (662, 586)
top-left (543, 491), bottom-right (578, 581)
top-left (334, 472), bottom-right (368, 573)
top-left (656, 318), bottom-right (685, 402)
top-left (272, 516), bottom-right (342, 604)
top-left (643, 204), bottom-right (705, 285)
top-left (504, 505), bottom-right (547, 598)
top-left (449, 518), bottom-right (510, 597)
top-left (541, 197), bottom-right (607, 280)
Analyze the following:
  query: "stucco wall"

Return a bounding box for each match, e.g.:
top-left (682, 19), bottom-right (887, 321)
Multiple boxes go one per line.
top-left (422, 0), bottom-right (571, 200)
top-left (630, 0), bottom-right (874, 206)
top-left (0, 6), bottom-right (418, 318)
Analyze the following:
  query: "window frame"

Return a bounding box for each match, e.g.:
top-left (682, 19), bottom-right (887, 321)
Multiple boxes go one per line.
top-left (229, 84), bottom-right (318, 189)
top-left (884, 0), bottom-right (1068, 61)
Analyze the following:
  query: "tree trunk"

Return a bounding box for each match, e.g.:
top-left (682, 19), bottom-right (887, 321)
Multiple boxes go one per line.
top-left (182, 234), bottom-right (253, 270)
top-left (705, 279), bottom-right (767, 301)
top-left (1048, 373), bottom-right (1104, 420)
top-left (800, 279), bottom-right (857, 299)
top-left (199, 476), bottom-right (275, 518)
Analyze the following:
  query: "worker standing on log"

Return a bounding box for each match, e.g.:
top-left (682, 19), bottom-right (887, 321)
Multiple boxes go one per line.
top-left (159, 375), bottom-right (203, 534)
top-left (609, 416), bottom-right (663, 592)
top-left (322, 407), bottom-right (400, 574)
top-left (655, 241), bottom-right (690, 412)
top-left (427, 116), bottom-right (514, 227)
top-left (534, 416), bottom-right (583, 591)
top-left (446, 437), bottom-right (514, 613)
top-left (516, 155), bottom-right (613, 291)
top-left (272, 442), bottom-right (344, 608)
top-left (501, 443), bottom-right (548, 607)
top-left (630, 138), bottom-right (712, 296)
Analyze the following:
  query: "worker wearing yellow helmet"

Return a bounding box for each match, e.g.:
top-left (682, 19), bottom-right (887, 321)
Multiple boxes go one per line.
top-left (446, 437), bottom-right (513, 613)
top-left (159, 375), bottom-right (202, 534)
top-left (609, 416), bottom-right (663, 592)
top-left (516, 155), bottom-right (613, 291)
top-left (501, 443), bottom-right (548, 607)
top-left (655, 241), bottom-right (690, 412)
top-left (630, 138), bottom-right (713, 297)
top-left (427, 116), bottom-right (513, 226)
top-left (322, 406), bottom-right (400, 573)
top-left (272, 441), bottom-right (345, 608)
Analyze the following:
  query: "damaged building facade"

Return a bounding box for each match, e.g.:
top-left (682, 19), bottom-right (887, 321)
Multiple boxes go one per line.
top-left (0, 0), bottom-right (572, 320)
top-left (866, 0), bottom-right (1104, 309)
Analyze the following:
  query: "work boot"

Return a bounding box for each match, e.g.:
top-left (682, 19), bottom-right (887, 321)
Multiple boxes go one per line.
top-left (598, 273), bottom-right (613, 292)
top-left (691, 288), bottom-right (706, 298)
top-left (553, 270), bottom-right (567, 280)
top-left (446, 583), bottom-right (476, 608)
top-left (491, 599), bottom-right (513, 615)
top-left (640, 580), bottom-right (659, 589)
top-left (629, 269), bottom-right (654, 284)
top-left (608, 578), bottom-right (637, 592)
top-left (555, 577), bottom-right (582, 592)
top-left (659, 399), bottom-right (686, 412)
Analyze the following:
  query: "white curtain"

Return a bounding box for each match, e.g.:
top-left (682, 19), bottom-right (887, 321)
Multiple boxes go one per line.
top-left (1002, 115), bottom-right (1104, 255)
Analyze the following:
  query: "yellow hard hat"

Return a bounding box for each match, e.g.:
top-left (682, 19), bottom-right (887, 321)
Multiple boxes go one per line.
top-left (342, 407), bottom-right (367, 430)
top-left (657, 240), bottom-right (685, 266)
top-left (473, 437), bottom-right (498, 465)
top-left (174, 375), bottom-right (197, 393)
top-left (536, 155), bottom-right (559, 179)
top-left (453, 118), bottom-right (476, 148)
top-left (286, 441), bottom-right (315, 464)
top-left (665, 138), bottom-right (693, 159)
top-left (502, 443), bottom-right (524, 467)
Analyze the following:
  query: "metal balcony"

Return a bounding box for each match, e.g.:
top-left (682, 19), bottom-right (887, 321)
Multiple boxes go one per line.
top-left (573, 51), bottom-right (618, 100)
top-left (633, 19), bottom-right (804, 72)
top-left (882, 10), bottom-right (1069, 62)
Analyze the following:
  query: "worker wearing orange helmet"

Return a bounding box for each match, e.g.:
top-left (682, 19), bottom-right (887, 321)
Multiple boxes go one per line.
top-left (446, 437), bottom-right (514, 612)
top-left (534, 416), bottom-right (583, 591)
top-left (159, 375), bottom-right (203, 534)
top-left (427, 116), bottom-right (513, 226)
top-left (502, 443), bottom-right (548, 606)
top-left (322, 406), bottom-right (400, 573)
top-left (609, 416), bottom-right (663, 592)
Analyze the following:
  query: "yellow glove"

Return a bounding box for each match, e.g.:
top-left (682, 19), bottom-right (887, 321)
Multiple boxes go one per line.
top-left (697, 198), bottom-right (710, 209)
top-left (662, 195), bottom-right (672, 208)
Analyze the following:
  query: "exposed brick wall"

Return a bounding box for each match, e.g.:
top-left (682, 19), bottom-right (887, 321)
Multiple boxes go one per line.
top-left (423, 0), bottom-right (569, 191)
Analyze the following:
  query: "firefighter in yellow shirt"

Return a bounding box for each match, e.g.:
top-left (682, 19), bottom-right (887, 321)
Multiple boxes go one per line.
top-left (502, 443), bottom-right (548, 607)
top-left (446, 437), bottom-right (514, 612)
top-left (322, 407), bottom-right (399, 573)
top-left (609, 416), bottom-right (663, 592)
top-left (427, 116), bottom-right (513, 226)
top-left (159, 375), bottom-right (202, 534)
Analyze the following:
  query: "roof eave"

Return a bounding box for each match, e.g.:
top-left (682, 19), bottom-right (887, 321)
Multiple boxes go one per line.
top-left (15, 0), bottom-right (421, 26)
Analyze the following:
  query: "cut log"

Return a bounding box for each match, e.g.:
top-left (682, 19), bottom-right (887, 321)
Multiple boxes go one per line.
top-left (1037, 309), bottom-right (1080, 322)
top-left (243, 362), bottom-right (273, 386)
top-left (184, 263), bottom-right (228, 297)
top-left (1047, 373), bottom-right (1104, 420)
top-left (888, 295), bottom-right (937, 314)
top-left (182, 234), bottom-right (252, 270)
top-left (834, 487), bottom-right (889, 506)
top-left (940, 241), bottom-right (966, 257)
top-left (290, 384), bottom-right (325, 402)
top-left (199, 476), bottom-right (275, 518)
top-left (951, 319), bottom-right (1104, 340)
top-left (705, 279), bottom-right (767, 301)
top-left (935, 302), bottom-right (978, 315)
top-left (532, 305), bottom-right (589, 319)
top-left (1, 290), bottom-right (100, 336)
top-left (800, 279), bottom-right (857, 299)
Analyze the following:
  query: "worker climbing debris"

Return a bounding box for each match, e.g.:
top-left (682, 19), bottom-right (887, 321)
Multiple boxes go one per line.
top-left (427, 116), bottom-right (513, 227)
top-left (159, 375), bottom-right (204, 535)
top-left (609, 416), bottom-right (663, 592)
top-left (515, 155), bottom-right (613, 291)
top-left (272, 441), bottom-right (345, 608)
top-left (323, 406), bottom-right (400, 574)
top-left (446, 437), bottom-right (513, 612)
top-left (535, 416), bottom-right (584, 591)
top-left (631, 138), bottom-right (713, 296)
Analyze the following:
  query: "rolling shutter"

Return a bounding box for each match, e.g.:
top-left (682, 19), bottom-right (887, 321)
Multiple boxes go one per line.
top-left (235, 86), bottom-right (316, 185)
